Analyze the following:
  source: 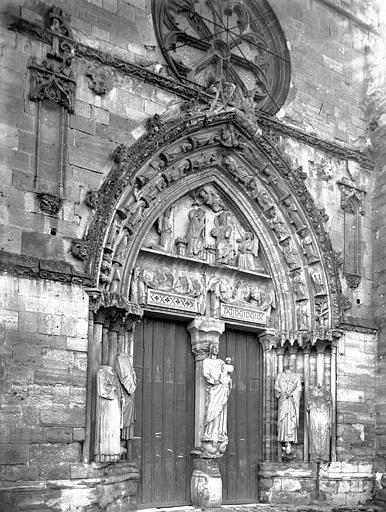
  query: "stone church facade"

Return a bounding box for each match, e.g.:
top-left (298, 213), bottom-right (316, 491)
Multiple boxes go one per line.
top-left (0, 0), bottom-right (385, 510)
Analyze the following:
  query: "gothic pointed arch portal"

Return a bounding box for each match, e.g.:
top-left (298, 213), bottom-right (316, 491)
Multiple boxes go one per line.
top-left (83, 108), bottom-right (343, 507)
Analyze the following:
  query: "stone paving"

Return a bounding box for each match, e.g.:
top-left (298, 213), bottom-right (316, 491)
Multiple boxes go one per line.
top-left (152, 504), bottom-right (385, 512)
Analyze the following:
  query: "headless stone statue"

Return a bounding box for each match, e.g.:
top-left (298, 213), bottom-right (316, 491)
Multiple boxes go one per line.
top-left (307, 384), bottom-right (332, 462)
top-left (94, 365), bottom-right (122, 462)
top-left (275, 368), bottom-right (302, 455)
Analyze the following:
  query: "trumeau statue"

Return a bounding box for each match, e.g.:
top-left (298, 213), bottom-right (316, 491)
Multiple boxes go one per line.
top-left (202, 343), bottom-right (233, 454)
top-left (275, 368), bottom-right (302, 456)
top-left (307, 384), bottom-right (332, 462)
top-left (94, 365), bottom-right (122, 462)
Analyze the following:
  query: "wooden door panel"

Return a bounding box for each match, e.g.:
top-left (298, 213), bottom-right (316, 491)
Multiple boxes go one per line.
top-left (220, 329), bottom-right (263, 503)
top-left (133, 317), bottom-right (194, 508)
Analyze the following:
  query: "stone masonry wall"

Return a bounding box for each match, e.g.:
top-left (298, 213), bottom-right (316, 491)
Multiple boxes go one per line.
top-left (0, 0), bottom-right (381, 506)
top-left (0, 275), bottom-right (88, 482)
top-left (336, 331), bottom-right (376, 463)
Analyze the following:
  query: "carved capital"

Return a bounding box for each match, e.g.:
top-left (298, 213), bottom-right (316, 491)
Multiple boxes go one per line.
top-left (259, 330), bottom-right (277, 351)
top-left (315, 339), bottom-right (330, 353)
top-left (187, 317), bottom-right (225, 360)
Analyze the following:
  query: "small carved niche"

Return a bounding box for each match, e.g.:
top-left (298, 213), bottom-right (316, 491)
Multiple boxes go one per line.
top-left (28, 6), bottom-right (76, 214)
top-left (337, 180), bottom-right (365, 289)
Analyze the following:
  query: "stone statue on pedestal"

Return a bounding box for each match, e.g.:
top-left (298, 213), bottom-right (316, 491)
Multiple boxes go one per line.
top-left (202, 344), bottom-right (233, 454)
top-left (307, 384), bottom-right (332, 462)
top-left (116, 353), bottom-right (137, 442)
top-left (274, 368), bottom-right (302, 457)
top-left (94, 365), bottom-right (122, 462)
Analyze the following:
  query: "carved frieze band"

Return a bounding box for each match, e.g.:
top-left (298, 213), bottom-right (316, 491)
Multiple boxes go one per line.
top-left (9, 16), bottom-right (374, 168)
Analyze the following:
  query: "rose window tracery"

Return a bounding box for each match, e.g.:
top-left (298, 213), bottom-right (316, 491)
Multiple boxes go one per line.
top-left (152, 0), bottom-right (291, 114)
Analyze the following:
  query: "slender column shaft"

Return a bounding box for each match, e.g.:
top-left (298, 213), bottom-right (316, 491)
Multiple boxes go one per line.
top-left (303, 345), bottom-right (310, 462)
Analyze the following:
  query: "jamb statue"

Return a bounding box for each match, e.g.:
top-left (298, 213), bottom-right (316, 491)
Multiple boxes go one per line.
top-left (94, 365), bottom-right (122, 462)
top-left (274, 367), bottom-right (302, 459)
top-left (307, 384), bottom-right (332, 463)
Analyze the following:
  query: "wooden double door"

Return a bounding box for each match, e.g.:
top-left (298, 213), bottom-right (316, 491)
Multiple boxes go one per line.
top-left (133, 317), bottom-right (263, 507)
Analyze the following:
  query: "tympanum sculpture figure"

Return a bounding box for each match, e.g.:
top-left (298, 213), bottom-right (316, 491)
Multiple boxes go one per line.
top-left (157, 207), bottom-right (174, 252)
top-left (94, 365), bottom-right (122, 462)
top-left (307, 384), bottom-right (332, 462)
top-left (275, 368), bottom-right (302, 458)
top-left (237, 231), bottom-right (259, 271)
top-left (186, 208), bottom-right (206, 258)
top-left (211, 211), bottom-right (235, 265)
top-left (202, 344), bottom-right (233, 455)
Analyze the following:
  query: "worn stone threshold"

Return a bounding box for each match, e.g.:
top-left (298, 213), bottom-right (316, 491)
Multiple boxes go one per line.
top-left (138, 504), bottom-right (384, 512)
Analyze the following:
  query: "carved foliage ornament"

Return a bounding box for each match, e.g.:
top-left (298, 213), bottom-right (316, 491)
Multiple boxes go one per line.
top-left (28, 7), bottom-right (76, 112)
top-left (152, 0), bottom-right (291, 115)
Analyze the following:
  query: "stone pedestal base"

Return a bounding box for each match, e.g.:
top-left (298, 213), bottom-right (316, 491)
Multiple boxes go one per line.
top-left (258, 461), bottom-right (374, 506)
top-left (191, 452), bottom-right (222, 509)
top-left (0, 460), bottom-right (139, 512)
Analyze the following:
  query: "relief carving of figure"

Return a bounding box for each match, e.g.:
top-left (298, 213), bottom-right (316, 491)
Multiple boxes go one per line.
top-left (299, 229), bottom-right (319, 263)
top-left (307, 384), bottom-right (332, 462)
top-left (275, 368), bottom-right (302, 455)
top-left (237, 231), bottom-right (259, 271)
top-left (106, 210), bottom-right (127, 249)
top-left (211, 211), bottom-right (235, 265)
top-left (202, 343), bottom-right (233, 454)
top-left (214, 123), bottom-right (243, 149)
top-left (292, 270), bottom-right (306, 300)
top-left (249, 285), bottom-right (276, 314)
top-left (157, 207), bottom-right (174, 252)
top-left (280, 238), bottom-right (301, 270)
top-left (297, 303), bottom-right (309, 330)
top-left (115, 353), bottom-right (136, 441)
top-left (94, 365), bottom-right (122, 462)
top-left (247, 177), bottom-right (272, 210)
top-left (124, 197), bottom-right (148, 234)
top-left (191, 184), bottom-right (223, 212)
top-left (186, 208), bottom-right (206, 258)
top-left (311, 270), bottom-right (325, 295)
top-left (268, 209), bottom-right (288, 241)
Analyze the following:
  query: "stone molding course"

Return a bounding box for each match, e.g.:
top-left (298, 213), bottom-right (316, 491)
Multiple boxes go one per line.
top-left (9, 15), bottom-right (375, 170)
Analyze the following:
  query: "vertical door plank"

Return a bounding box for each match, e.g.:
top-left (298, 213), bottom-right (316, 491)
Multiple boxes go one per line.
top-left (134, 317), bottom-right (194, 508)
top-left (152, 319), bottom-right (164, 503)
top-left (220, 329), bottom-right (262, 504)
